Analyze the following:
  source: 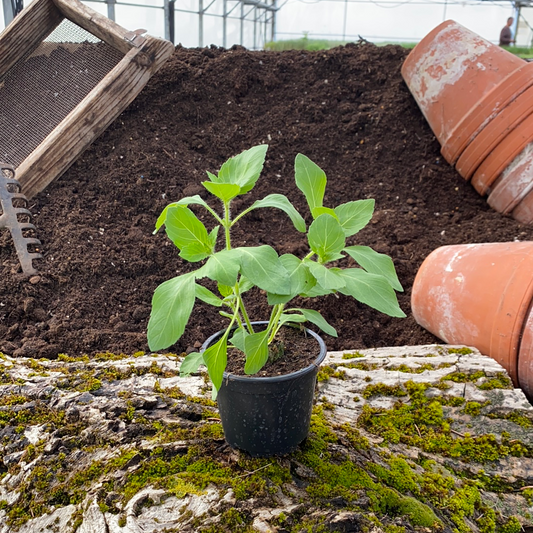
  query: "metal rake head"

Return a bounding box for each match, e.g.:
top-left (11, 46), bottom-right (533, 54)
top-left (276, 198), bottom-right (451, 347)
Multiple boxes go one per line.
top-left (0, 163), bottom-right (43, 275)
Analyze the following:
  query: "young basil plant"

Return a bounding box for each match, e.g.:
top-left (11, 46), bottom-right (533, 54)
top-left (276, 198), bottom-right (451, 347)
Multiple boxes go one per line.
top-left (147, 145), bottom-right (405, 397)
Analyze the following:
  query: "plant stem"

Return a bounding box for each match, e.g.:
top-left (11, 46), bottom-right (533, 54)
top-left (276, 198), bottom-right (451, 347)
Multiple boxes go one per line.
top-left (267, 304), bottom-right (285, 344)
top-left (223, 201), bottom-right (231, 250)
top-left (234, 281), bottom-right (254, 334)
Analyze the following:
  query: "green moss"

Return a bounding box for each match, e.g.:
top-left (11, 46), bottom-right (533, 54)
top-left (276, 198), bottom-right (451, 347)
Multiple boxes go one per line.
top-left (0, 401), bottom-right (66, 430)
top-left (378, 487), bottom-right (441, 528)
top-left (362, 383), bottom-right (408, 399)
top-left (342, 351), bottom-right (365, 359)
top-left (442, 371), bottom-right (486, 383)
top-left (462, 401), bottom-right (485, 416)
top-left (57, 353), bottom-right (90, 363)
top-left (340, 422), bottom-right (370, 450)
top-left (340, 361), bottom-right (380, 371)
top-left (370, 457), bottom-right (420, 495)
top-left (357, 380), bottom-right (531, 462)
top-left (317, 365), bottom-right (347, 382)
top-left (499, 516), bottom-right (523, 533)
top-left (487, 411), bottom-right (533, 428)
top-left (386, 362), bottom-right (453, 374)
top-left (0, 394), bottom-right (28, 406)
top-left (477, 373), bottom-right (514, 390)
top-left (447, 347), bottom-right (474, 355)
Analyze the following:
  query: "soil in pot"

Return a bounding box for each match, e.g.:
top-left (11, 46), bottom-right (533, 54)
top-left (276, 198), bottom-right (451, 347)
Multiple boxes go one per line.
top-left (224, 325), bottom-right (318, 377)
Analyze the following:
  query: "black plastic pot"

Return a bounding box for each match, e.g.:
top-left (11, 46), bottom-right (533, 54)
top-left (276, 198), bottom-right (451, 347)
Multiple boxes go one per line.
top-left (202, 322), bottom-right (327, 457)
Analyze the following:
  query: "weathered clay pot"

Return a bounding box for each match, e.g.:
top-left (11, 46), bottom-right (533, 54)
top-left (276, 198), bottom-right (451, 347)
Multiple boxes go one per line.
top-left (455, 85), bottom-right (533, 182)
top-left (487, 143), bottom-right (533, 215)
top-left (411, 242), bottom-right (533, 384)
top-left (470, 115), bottom-right (533, 196)
top-left (518, 306), bottom-right (533, 399)
top-left (401, 20), bottom-right (527, 167)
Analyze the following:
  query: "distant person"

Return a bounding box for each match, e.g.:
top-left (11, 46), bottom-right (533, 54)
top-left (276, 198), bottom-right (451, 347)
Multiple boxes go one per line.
top-left (499, 17), bottom-right (515, 46)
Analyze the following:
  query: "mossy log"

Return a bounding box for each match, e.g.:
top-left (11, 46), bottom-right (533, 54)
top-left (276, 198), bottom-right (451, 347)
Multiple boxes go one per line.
top-left (0, 345), bottom-right (531, 532)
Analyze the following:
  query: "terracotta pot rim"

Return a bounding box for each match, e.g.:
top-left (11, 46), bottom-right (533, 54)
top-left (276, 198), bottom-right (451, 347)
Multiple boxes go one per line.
top-left (487, 142), bottom-right (533, 214)
top-left (441, 61), bottom-right (533, 165)
top-left (471, 112), bottom-right (533, 195)
top-left (455, 83), bottom-right (533, 181)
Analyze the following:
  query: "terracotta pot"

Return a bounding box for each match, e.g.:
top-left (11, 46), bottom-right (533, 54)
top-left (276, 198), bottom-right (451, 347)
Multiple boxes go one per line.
top-left (487, 142), bottom-right (533, 215)
top-left (512, 177), bottom-right (533, 224)
top-left (455, 84), bottom-right (533, 181)
top-left (518, 306), bottom-right (533, 399)
top-left (411, 242), bottom-right (533, 384)
top-left (401, 20), bottom-right (526, 166)
top-left (441, 62), bottom-right (533, 165)
top-left (470, 113), bottom-right (533, 196)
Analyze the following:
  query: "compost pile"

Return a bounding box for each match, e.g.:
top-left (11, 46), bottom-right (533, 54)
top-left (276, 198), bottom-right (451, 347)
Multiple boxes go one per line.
top-left (1, 42), bottom-right (532, 359)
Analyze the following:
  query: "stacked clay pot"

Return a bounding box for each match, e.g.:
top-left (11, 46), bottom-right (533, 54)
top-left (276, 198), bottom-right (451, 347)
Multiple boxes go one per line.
top-left (402, 20), bottom-right (533, 224)
top-left (411, 242), bottom-right (533, 398)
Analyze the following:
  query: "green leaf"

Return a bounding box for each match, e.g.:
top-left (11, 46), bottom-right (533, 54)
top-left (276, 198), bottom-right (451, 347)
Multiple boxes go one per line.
top-left (248, 194), bottom-right (306, 232)
top-left (308, 214), bottom-right (346, 263)
top-left (344, 245), bottom-right (403, 292)
top-left (217, 283), bottom-right (234, 298)
top-left (337, 269), bottom-right (406, 318)
top-left (154, 196), bottom-right (213, 233)
top-left (311, 206), bottom-right (337, 219)
top-left (289, 308), bottom-right (337, 337)
top-left (179, 351), bottom-right (205, 377)
top-left (277, 313), bottom-right (307, 328)
top-left (230, 326), bottom-right (249, 353)
top-left (266, 254), bottom-right (316, 303)
top-left (147, 273), bottom-right (196, 351)
top-left (195, 283), bottom-right (223, 307)
top-left (238, 276), bottom-right (254, 294)
top-left (295, 154), bottom-right (326, 215)
top-left (197, 249), bottom-right (241, 286)
top-left (335, 199), bottom-right (375, 237)
top-left (202, 181), bottom-right (241, 202)
top-left (216, 145), bottom-right (268, 194)
top-left (306, 260), bottom-right (346, 291)
top-left (299, 284), bottom-right (334, 298)
top-left (208, 226), bottom-right (219, 250)
top-left (164, 205), bottom-right (213, 261)
top-left (203, 336), bottom-right (228, 392)
top-left (243, 330), bottom-right (269, 374)
top-left (236, 246), bottom-right (290, 295)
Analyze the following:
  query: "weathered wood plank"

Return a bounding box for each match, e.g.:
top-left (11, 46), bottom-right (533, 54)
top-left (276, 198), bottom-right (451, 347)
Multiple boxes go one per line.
top-left (16, 37), bottom-right (175, 199)
top-left (0, 0), bottom-right (63, 77)
top-left (52, 0), bottom-right (135, 55)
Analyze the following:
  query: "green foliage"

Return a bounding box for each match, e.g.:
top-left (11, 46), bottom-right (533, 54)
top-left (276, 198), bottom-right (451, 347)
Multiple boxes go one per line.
top-left (148, 145), bottom-right (404, 395)
top-left (265, 35), bottom-right (348, 51)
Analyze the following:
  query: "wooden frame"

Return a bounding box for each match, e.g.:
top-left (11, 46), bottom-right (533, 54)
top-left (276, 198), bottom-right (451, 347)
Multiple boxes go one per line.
top-left (0, 0), bottom-right (174, 199)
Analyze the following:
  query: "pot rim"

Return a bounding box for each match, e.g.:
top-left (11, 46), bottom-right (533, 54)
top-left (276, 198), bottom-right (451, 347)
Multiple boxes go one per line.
top-left (201, 321), bottom-right (327, 383)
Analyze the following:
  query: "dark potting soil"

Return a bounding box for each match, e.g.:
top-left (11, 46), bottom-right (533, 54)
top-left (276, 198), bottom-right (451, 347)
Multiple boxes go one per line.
top-left (225, 326), bottom-right (320, 377)
top-left (1, 42), bottom-right (532, 362)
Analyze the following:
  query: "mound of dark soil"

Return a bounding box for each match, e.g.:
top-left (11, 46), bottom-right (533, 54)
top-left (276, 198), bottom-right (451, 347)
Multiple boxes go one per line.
top-left (1, 42), bottom-right (531, 359)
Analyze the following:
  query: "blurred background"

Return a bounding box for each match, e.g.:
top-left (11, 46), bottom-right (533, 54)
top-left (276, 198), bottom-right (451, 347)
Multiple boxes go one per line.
top-left (1, 0), bottom-right (532, 51)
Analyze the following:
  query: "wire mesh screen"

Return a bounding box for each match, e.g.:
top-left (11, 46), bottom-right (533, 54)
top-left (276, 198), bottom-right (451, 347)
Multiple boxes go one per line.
top-left (0, 18), bottom-right (124, 168)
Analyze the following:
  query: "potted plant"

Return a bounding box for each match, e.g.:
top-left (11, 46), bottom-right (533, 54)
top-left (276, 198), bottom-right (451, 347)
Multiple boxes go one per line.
top-left (147, 145), bottom-right (404, 456)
